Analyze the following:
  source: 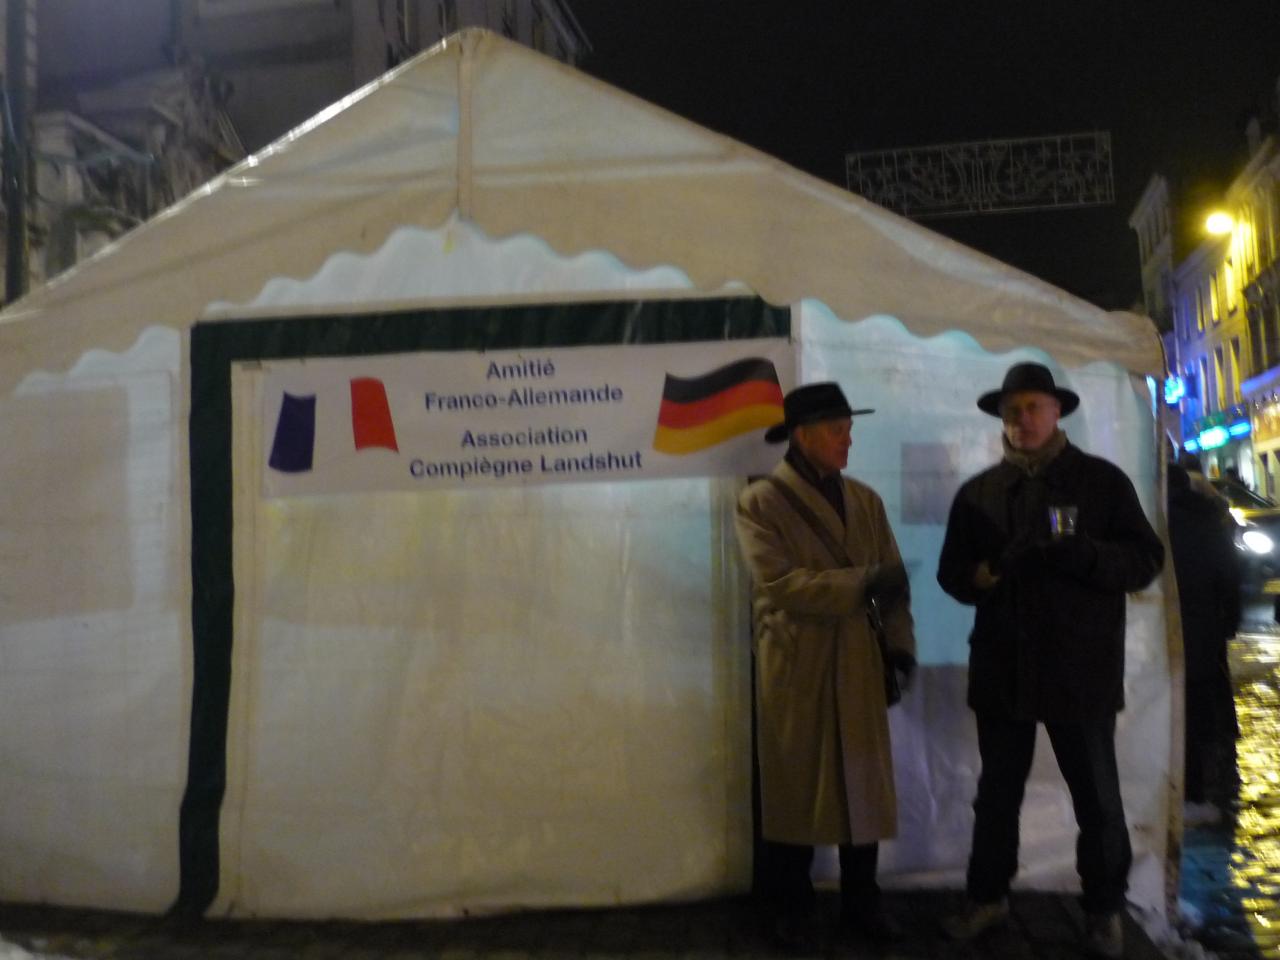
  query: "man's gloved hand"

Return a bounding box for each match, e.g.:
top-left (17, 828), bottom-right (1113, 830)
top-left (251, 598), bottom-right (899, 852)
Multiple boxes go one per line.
top-left (888, 649), bottom-right (917, 692)
top-left (990, 533), bottom-right (1043, 578)
top-left (1040, 535), bottom-right (1098, 579)
top-left (866, 561), bottom-right (909, 608)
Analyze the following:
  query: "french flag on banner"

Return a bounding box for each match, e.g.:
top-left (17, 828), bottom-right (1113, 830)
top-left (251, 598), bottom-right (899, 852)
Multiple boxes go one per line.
top-left (268, 392), bottom-right (317, 473)
top-left (349, 377), bottom-right (398, 452)
top-left (268, 378), bottom-right (398, 475)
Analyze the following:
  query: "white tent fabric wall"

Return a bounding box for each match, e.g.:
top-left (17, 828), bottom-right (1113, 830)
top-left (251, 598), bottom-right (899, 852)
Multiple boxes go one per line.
top-left (213, 228), bottom-right (757, 919)
top-left (201, 221), bottom-right (1170, 917)
top-left (0, 327), bottom-right (187, 909)
top-left (219, 445), bottom-right (754, 917)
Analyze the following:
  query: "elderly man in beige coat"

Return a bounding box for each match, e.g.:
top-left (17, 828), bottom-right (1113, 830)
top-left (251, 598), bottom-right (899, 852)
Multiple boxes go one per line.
top-left (735, 381), bottom-right (916, 952)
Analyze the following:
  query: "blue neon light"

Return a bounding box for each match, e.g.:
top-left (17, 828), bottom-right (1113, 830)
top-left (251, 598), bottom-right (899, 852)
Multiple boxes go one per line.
top-left (1164, 377), bottom-right (1186, 405)
top-left (1228, 421), bottom-right (1252, 437)
top-left (1198, 425), bottom-right (1230, 450)
top-left (1183, 438), bottom-right (1200, 453)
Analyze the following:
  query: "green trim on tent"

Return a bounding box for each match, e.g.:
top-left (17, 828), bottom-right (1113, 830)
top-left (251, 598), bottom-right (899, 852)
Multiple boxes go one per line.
top-left (179, 297), bottom-right (790, 914)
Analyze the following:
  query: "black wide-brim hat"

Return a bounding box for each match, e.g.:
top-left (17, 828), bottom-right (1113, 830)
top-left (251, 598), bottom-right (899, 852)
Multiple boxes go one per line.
top-left (976, 362), bottom-right (1079, 417)
top-left (764, 381), bottom-right (874, 443)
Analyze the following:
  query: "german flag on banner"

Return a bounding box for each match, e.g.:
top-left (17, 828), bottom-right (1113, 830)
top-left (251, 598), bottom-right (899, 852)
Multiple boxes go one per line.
top-left (653, 357), bottom-right (785, 455)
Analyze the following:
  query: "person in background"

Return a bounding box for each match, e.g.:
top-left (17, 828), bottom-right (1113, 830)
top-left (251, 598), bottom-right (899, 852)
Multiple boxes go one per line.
top-left (1178, 450), bottom-right (1227, 503)
top-left (734, 382), bottom-right (916, 952)
top-left (936, 362), bottom-right (1164, 960)
top-left (1167, 461), bottom-right (1241, 825)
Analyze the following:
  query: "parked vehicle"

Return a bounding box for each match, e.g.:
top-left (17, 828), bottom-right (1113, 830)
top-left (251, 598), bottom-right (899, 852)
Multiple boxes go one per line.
top-left (1210, 476), bottom-right (1280, 624)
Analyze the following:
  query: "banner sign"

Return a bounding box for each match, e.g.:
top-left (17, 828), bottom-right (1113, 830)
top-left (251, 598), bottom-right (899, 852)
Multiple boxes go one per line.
top-left (260, 338), bottom-right (794, 496)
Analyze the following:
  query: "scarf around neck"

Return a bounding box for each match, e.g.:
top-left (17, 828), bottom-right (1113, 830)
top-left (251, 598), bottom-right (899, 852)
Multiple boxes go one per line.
top-left (1001, 427), bottom-right (1067, 476)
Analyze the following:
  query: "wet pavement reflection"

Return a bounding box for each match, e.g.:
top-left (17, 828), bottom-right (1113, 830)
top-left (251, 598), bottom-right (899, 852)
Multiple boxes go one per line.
top-left (1182, 633), bottom-right (1280, 959)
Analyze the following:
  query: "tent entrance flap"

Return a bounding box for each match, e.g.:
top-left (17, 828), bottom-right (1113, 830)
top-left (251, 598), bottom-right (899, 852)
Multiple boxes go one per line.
top-left (182, 297), bottom-right (788, 917)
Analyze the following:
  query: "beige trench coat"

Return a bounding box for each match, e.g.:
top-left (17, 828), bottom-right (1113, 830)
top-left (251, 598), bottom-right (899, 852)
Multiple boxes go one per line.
top-left (735, 461), bottom-right (915, 845)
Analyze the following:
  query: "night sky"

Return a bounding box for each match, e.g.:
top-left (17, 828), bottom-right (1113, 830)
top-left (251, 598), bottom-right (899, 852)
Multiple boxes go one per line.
top-left (567, 1), bottom-right (1280, 311)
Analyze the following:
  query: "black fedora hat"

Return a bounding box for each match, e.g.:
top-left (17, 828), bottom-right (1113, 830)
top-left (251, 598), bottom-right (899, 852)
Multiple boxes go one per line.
top-left (977, 362), bottom-right (1079, 417)
top-left (765, 382), bottom-right (874, 443)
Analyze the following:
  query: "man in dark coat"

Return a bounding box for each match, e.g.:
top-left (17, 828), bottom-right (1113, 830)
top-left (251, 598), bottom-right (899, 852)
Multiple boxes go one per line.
top-left (1167, 461), bottom-right (1241, 821)
top-left (936, 362), bottom-right (1164, 960)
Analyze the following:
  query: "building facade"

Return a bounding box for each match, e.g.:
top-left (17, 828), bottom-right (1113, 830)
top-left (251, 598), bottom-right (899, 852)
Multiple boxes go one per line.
top-left (7, 0), bottom-right (588, 298)
top-left (1133, 105), bottom-right (1280, 494)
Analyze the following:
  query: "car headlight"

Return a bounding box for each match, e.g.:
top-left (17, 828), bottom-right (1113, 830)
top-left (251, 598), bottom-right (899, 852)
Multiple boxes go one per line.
top-left (1243, 528), bottom-right (1275, 554)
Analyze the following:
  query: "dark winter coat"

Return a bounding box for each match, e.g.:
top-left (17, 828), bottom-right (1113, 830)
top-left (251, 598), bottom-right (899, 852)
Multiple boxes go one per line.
top-left (1167, 464), bottom-right (1241, 670)
top-left (936, 441), bottom-right (1164, 722)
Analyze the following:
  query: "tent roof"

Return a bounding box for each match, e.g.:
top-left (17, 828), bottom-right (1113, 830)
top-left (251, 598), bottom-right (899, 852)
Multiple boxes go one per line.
top-left (0, 29), bottom-right (1161, 392)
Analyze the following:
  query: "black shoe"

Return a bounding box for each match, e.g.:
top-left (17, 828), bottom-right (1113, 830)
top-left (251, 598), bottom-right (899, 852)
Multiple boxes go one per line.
top-left (941, 897), bottom-right (1010, 940)
top-left (842, 902), bottom-right (902, 945)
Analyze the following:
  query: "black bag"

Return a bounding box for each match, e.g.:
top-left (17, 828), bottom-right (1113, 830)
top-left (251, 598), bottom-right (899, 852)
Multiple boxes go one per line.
top-left (764, 476), bottom-right (904, 706)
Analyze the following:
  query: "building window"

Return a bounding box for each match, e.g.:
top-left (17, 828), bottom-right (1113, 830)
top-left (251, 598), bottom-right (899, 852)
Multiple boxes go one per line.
top-left (1244, 202), bottom-right (1258, 277)
top-left (1231, 337), bottom-right (1243, 403)
top-left (197, 0), bottom-right (328, 14)
top-left (1196, 287), bottom-right (1205, 333)
top-left (1200, 357), bottom-right (1212, 414)
top-left (437, 0), bottom-right (456, 35)
top-left (1209, 274), bottom-right (1220, 324)
top-left (532, 3), bottom-right (547, 51)
top-left (395, 0), bottom-right (412, 48)
top-left (1250, 307), bottom-right (1266, 372)
top-left (1215, 347), bottom-right (1227, 410)
top-left (1271, 299), bottom-right (1280, 372)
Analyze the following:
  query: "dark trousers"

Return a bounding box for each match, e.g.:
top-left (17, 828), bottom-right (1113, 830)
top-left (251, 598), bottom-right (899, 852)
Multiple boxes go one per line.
top-left (966, 711), bottom-right (1131, 914)
top-left (1184, 622), bottom-right (1240, 806)
top-left (759, 840), bottom-right (880, 919)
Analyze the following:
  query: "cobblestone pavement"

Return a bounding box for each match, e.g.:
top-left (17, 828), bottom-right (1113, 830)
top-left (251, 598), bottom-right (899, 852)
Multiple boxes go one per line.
top-left (21, 635), bottom-right (1280, 960)
top-left (1, 890), bottom-right (1170, 960)
top-left (1175, 631), bottom-right (1280, 960)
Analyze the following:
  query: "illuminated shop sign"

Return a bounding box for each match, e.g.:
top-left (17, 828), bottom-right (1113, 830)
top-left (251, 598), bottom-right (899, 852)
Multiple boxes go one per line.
top-left (1194, 420), bottom-right (1250, 451)
top-left (1198, 425), bottom-right (1230, 450)
top-left (1164, 377), bottom-right (1186, 405)
top-left (1191, 403), bottom-right (1251, 450)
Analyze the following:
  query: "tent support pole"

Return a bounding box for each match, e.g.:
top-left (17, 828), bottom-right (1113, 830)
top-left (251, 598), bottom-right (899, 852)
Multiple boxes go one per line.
top-left (3, 0), bottom-right (29, 303)
top-left (456, 31), bottom-right (474, 221)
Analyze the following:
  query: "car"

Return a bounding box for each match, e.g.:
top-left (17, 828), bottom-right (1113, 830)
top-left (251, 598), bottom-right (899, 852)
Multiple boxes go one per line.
top-left (1209, 476), bottom-right (1280, 625)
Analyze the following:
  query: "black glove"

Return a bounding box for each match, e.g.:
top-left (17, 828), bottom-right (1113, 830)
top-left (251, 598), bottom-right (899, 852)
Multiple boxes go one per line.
top-left (1040, 535), bottom-right (1098, 579)
top-left (866, 561), bottom-right (909, 608)
top-left (887, 649), bottom-right (917, 690)
top-left (990, 533), bottom-right (1043, 578)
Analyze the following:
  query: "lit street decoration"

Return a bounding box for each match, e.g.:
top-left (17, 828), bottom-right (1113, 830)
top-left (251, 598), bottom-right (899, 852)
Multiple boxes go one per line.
top-left (845, 131), bottom-right (1114, 219)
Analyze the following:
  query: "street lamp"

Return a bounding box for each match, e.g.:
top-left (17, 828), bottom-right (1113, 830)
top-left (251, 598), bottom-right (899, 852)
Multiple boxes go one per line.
top-left (1205, 211), bottom-right (1234, 235)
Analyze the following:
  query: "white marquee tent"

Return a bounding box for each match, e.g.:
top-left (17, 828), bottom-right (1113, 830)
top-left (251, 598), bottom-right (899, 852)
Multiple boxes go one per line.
top-left (0, 30), bottom-right (1174, 921)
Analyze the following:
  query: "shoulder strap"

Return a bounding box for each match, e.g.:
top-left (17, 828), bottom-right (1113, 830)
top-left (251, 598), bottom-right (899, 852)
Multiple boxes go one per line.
top-left (764, 475), bottom-right (851, 567)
